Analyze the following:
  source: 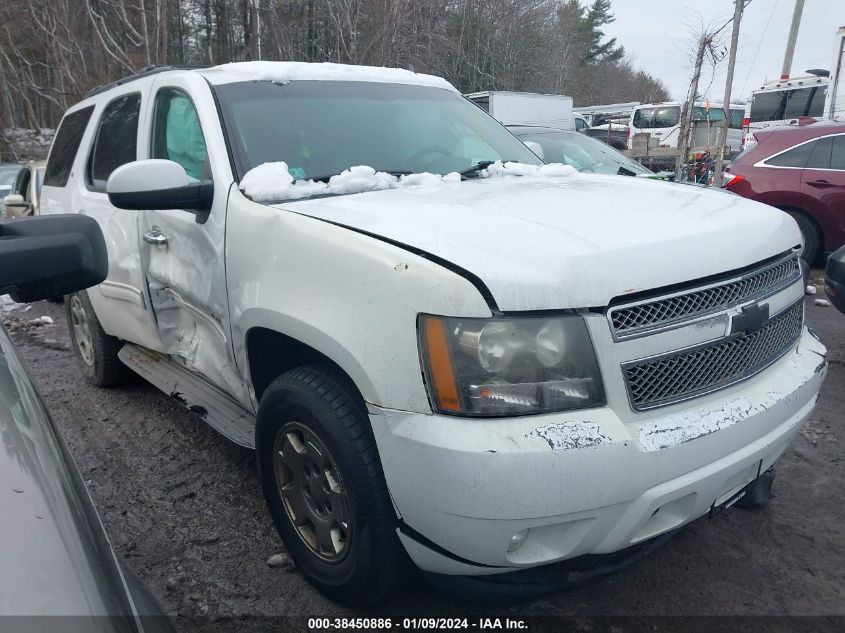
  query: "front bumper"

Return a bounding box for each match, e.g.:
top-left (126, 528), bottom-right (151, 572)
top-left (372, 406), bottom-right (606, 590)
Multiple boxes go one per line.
top-left (369, 328), bottom-right (826, 575)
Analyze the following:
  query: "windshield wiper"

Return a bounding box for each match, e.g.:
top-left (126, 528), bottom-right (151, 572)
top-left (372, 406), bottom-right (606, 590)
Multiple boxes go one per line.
top-left (304, 169), bottom-right (414, 183)
top-left (459, 159), bottom-right (522, 179)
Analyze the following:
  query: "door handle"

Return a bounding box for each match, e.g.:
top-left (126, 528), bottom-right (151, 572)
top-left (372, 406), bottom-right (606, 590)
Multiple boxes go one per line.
top-left (143, 227), bottom-right (169, 246)
top-left (807, 179), bottom-right (834, 188)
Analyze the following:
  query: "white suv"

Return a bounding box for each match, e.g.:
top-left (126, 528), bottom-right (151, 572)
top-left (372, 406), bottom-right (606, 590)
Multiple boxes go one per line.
top-left (40, 62), bottom-right (827, 605)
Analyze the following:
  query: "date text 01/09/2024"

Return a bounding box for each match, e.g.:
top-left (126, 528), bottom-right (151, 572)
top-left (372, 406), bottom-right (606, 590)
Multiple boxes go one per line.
top-left (307, 617), bottom-right (529, 630)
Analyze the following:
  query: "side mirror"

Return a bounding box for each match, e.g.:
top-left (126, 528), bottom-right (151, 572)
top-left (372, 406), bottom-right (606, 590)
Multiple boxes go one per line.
top-left (825, 244), bottom-right (845, 315)
top-left (106, 160), bottom-right (213, 222)
top-left (3, 194), bottom-right (31, 218)
top-left (523, 141), bottom-right (544, 161)
top-left (0, 214), bottom-right (108, 302)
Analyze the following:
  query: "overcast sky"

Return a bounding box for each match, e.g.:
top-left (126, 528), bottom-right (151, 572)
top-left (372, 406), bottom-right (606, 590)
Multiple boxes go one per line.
top-left (604, 0), bottom-right (839, 103)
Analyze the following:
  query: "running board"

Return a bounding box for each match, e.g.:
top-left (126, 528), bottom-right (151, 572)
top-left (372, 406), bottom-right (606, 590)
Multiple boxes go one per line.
top-left (118, 344), bottom-right (255, 449)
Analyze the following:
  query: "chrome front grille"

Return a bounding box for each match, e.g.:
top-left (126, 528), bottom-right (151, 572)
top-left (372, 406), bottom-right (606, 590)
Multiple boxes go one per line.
top-left (623, 301), bottom-right (803, 411)
top-left (609, 255), bottom-right (801, 339)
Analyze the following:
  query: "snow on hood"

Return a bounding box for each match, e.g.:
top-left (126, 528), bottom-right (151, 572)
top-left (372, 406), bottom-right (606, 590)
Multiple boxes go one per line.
top-left (199, 61), bottom-right (458, 91)
top-left (482, 162), bottom-right (577, 178)
top-left (240, 161), bottom-right (577, 203)
top-left (268, 173), bottom-right (801, 311)
top-left (240, 162), bottom-right (462, 202)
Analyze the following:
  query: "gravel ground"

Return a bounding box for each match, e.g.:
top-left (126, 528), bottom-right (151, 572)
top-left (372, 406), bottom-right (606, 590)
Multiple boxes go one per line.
top-left (3, 276), bottom-right (844, 632)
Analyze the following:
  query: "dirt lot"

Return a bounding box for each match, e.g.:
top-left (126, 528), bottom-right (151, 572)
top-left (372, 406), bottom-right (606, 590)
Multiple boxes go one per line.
top-left (4, 277), bottom-right (844, 632)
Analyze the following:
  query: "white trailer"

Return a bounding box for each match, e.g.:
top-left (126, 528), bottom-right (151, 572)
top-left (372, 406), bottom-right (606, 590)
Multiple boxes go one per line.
top-left (825, 26), bottom-right (845, 120)
top-left (465, 91), bottom-right (573, 130)
top-left (573, 101), bottom-right (639, 126)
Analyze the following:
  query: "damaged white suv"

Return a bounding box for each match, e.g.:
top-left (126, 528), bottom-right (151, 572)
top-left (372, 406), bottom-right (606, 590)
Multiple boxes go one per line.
top-left (41, 62), bottom-right (827, 604)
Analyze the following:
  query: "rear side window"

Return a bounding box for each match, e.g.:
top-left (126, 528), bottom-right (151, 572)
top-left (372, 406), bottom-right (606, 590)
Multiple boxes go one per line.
top-left (784, 86), bottom-right (824, 119)
top-left (88, 93), bottom-right (141, 190)
top-left (44, 106), bottom-right (94, 187)
top-left (805, 137), bottom-right (832, 169)
top-left (831, 135), bottom-right (845, 170)
top-left (766, 140), bottom-right (815, 168)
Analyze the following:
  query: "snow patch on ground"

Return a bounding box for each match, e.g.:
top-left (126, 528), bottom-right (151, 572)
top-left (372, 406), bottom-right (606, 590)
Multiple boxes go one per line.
top-left (528, 421), bottom-right (611, 451)
top-left (202, 61), bottom-right (457, 91)
top-left (639, 397), bottom-right (753, 452)
top-left (0, 295), bottom-right (31, 313)
top-left (240, 162), bottom-right (461, 202)
top-left (241, 160), bottom-right (575, 202)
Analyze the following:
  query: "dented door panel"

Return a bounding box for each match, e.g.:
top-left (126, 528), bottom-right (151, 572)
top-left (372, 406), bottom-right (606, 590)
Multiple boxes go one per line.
top-left (139, 204), bottom-right (247, 403)
top-left (137, 73), bottom-right (250, 407)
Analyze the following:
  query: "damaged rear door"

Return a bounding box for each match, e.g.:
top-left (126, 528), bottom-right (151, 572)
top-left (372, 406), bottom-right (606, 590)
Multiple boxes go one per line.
top-left (137, 75), bottom-right (250, 407)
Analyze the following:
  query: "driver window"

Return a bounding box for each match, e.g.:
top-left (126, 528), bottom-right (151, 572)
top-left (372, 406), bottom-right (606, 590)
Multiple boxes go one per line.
top-left (152, 89), bottom-right (209, 181)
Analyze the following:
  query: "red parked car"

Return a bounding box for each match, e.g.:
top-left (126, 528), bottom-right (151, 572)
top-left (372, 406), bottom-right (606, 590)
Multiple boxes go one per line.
top-left (722, 119), bottom-right (845, 264)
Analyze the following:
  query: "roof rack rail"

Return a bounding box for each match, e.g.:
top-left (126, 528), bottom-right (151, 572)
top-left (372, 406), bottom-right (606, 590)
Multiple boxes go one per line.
top-left (86, 64), bottom-right (210, 98)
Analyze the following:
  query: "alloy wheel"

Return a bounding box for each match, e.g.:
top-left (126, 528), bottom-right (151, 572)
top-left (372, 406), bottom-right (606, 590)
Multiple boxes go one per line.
top-left (69, 295), bottom-right (95, 367)
top-left (273, 421), bottom-right (352, 562)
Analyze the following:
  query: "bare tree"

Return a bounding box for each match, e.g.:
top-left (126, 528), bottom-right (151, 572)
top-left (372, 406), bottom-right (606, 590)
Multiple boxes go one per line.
top-left (0, 0), bottom-right (669, 137)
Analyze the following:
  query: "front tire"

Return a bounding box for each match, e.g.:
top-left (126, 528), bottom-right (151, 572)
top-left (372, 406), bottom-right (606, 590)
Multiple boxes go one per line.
top-left (784, 209), bottom-right (822, 265)
top-left (255, 365), bottom-right (406, 605)
top-left (66, 291), bottom-right (126, 387)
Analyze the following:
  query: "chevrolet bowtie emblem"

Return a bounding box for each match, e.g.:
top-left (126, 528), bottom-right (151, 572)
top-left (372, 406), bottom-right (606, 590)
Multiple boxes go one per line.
top-left (730, 302), bottom-right (770, 335)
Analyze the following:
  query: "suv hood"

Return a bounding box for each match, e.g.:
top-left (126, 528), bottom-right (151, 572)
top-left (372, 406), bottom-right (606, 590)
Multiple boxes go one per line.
top-left (278, 174), bottom-right (800, 311)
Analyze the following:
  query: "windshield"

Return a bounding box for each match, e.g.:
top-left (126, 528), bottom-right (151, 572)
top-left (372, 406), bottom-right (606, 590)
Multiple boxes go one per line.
top-left (632, 106), bottom-right (680, 129)
top-left (214, 81), bottom-right (542, 182)
top-left (692, 106), bottom-right (744, 129)
top-left (513, 128), bottom-right (651, 176)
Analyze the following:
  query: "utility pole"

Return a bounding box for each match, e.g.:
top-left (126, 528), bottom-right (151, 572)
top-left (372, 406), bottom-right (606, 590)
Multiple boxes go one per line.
top-left (781, 0), bottom-right (805, 79)
top-left (713, 0), bottom-right (746, 186)
top-left (676, 36), bottom-right (710, 181)
top-left (256, 0), bottom-right (262, 61)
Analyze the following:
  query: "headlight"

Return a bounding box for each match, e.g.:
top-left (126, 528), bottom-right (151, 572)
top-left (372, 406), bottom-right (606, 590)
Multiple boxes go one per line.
top-left (419, 314), bottom-right (605, 416)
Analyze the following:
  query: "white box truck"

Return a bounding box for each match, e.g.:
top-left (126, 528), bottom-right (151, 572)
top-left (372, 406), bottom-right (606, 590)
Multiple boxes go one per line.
top-left (825, 26), bottom-right (845, 120)
top-left (465, 91), bottom-right (573, 130)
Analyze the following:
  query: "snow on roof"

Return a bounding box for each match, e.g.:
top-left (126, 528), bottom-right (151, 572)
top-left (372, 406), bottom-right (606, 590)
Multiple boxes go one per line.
top-left (199, 61), bottom-right (457, 91)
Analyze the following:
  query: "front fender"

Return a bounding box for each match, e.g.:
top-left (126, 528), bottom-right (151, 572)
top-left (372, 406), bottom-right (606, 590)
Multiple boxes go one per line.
top-left (225, 190), bottom-right (492, 412)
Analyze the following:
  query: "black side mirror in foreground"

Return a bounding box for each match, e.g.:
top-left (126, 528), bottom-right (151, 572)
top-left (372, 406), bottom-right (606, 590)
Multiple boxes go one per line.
top-left (0, 214), bottom-right (108, 302)
top-left (825, 244), bottom-right (845, 315)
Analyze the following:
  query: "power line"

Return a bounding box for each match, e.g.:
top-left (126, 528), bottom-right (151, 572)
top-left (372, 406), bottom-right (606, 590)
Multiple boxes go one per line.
top-left (740, 0), bottom-right (782, 97)
top-left (713, 0), bottom-right (752, 38)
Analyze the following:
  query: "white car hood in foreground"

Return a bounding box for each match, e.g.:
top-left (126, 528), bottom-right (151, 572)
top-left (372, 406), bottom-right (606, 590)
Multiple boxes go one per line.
top-left (277, 174), bottom-right (800, 311)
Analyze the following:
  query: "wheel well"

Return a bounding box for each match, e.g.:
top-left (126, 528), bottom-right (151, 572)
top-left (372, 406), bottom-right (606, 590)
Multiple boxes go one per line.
top-left (246, 327), bottom-right (356, 403)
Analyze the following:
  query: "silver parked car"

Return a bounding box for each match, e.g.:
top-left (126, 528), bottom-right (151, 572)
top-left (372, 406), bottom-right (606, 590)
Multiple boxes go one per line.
top-left (3, 160), bottom-right (46, 218)
top-left (0, 163), bottom-right (21, 214)
top-left (509, 125), bottom-right (659, 177)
